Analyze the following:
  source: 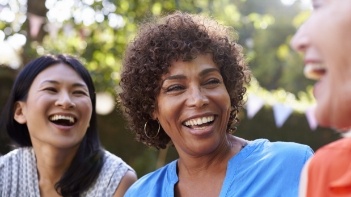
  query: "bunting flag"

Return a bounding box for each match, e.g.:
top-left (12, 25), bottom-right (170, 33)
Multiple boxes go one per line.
top-left (272, 103), bottom-right (293, 128)
top-left (305, 105), bottom-right (318, 130)
top-left (245, 95), bottom-right (318, 130)
top-left (244, 77), bottom-right (318, 130)
top-left (246, 94), bottom-right (265, 119)
top-left (28, 13), bottom-right (46, 38)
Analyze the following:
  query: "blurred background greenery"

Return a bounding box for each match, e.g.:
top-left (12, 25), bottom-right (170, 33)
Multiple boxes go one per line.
top-left (0, 0), bottom-right (339, 177)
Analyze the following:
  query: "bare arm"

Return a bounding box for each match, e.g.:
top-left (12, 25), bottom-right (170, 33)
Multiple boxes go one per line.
top-left (299, 158), bottom-right (311, 197)
top-left (113, 170), bottom-right (137, 197)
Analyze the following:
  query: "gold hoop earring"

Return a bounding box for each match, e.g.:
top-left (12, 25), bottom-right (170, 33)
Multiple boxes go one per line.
top-left (144, 120), bottom-right (160, 139)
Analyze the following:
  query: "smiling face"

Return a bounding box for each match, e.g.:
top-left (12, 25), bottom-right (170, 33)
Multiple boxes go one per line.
top-left (152, 54), bottom-right (231, 157)
top-left (291, 0), bottom-right (351, 131)
top-left (14, 63), bottom-right (92, 149)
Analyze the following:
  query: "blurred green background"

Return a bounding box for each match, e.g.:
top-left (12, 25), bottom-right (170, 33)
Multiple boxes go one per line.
top-left (0, 0), bottom-right (339, 177)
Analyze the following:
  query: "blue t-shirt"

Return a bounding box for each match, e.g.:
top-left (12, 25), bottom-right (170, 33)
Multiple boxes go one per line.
top-left (125, 139), bottom-right (313, 197)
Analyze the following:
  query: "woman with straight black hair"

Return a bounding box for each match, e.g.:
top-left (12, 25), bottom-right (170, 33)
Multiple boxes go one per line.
top-left (0, 54), bottom-right (136, 197)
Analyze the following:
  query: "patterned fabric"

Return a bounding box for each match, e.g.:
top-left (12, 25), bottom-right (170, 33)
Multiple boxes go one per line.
top-left (0, 147), bottom-right (133, 197)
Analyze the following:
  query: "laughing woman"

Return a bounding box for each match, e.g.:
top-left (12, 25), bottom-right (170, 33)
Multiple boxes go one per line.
top-left (0, 54), bottom-right (136, 197)
top-left (119, 12), bottom-right (313, 197)
top-left (291, 0), bottom-right (351, 196)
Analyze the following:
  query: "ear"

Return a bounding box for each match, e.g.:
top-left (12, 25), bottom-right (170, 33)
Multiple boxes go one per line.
top-left (14, 101), bottom-right (27, 124)
top-left (151, 106), bottom-right (158, 120)
top-left (151, 111), bottom-right (157, 120)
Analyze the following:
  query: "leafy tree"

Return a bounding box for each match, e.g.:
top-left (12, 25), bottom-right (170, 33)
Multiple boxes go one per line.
top-left (1, 0), bottom-right (338, 176)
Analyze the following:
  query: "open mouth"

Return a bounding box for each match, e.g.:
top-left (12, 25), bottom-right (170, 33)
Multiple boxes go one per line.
top-left (49, 114), bottom-right (76, 126)
top-left (183, 116), bottom-right (215, 129)
top-left (304, 63), bottom-right (326, 80)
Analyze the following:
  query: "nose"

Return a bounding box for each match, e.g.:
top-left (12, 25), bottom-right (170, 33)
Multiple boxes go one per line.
top-left (290, 23), bottom-right (309, 52)
top-left (186, 86), bottom-right (209, 108)
top-left (55, 92), bottom-right (76, 109)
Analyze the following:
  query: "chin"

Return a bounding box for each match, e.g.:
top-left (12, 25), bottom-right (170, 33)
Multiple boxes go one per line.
top-left (317, 116), bottom-right (351, 133)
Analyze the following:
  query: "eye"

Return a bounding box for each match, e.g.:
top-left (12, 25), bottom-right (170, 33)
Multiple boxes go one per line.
top-left (73, 90), bottom-right (89, 96)
top-left (164, 84), bottom-right (185, 93)
top-left (203, 78), bottom-right (222, 88)
top-left (206, 78), bottom-right (221, 85)
top-left (44, 87), bottom-right (57, 93)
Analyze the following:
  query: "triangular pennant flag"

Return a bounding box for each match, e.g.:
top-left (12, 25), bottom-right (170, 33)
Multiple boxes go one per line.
top-left (28, 13), bottom-right (45, 38)
top-left (305, 105), bottom-right (318, 130)
top-left (272, 103), bottom-right (293, 128)
top-left (246, 94), bottom-right (265, 119)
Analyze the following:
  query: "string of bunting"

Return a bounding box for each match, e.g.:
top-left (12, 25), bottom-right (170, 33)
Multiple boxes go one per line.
top-left (244, 78), bottom-right (318, 130)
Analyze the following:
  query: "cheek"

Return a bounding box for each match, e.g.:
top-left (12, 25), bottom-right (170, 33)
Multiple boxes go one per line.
top-left (80, 100), bottom-right (93, 119)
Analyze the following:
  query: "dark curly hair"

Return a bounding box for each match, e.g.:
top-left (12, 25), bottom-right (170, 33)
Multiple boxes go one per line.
top-left (119, 11), bottom-right (250, 149)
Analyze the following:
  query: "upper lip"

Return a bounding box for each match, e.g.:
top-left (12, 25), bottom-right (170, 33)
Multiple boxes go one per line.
top-left (304, 58), bottom-right (323, 65)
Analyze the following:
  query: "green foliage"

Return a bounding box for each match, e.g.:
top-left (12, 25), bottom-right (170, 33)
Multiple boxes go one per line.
top-left (1, 0), bottom-right (329, 175)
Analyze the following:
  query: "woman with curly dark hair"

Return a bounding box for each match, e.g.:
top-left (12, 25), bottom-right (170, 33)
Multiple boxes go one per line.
top-left (120, 12), bottom-right (313, 196)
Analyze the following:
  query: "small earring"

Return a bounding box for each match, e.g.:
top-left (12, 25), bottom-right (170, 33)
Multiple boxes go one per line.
top-left (144, 120), bottom-right (160, 139)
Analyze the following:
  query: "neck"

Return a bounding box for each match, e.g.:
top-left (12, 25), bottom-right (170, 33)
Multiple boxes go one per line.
top-left (32, 144), bottom-right (79, 185)
top-left (177, 135), bottom-right (246, 177)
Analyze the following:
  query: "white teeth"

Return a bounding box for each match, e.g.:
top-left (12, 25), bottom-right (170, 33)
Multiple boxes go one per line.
top-left (304, 63), bottom-right (326, 80)
top-left (50, 115), bottom-right (75, 123)
top-left (184, 116), bottom-right (214, 127)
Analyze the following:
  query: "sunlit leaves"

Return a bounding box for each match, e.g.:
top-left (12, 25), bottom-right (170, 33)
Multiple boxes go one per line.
top-left (292, 10), bottom-right (310, 28)
top-left (0, 0), bottom-right (312, 97)
top-left (152, 2), bottom-right (162, 15)
top-left (247, 13), bottom-right (275, 29)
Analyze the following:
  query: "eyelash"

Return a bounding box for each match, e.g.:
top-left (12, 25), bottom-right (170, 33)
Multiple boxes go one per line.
top-left (165, 85), bottom-right (184, 92)
top-left (44, 87), bottom-right (57, 92)
top-left (206, 78), bottom-right (221, 85)
top-left (73, 90), bottom-right (88, 96)
top-left (44, 87), bottom-right (87, 96)
top-left (164, 78), bottom-right (222, 93)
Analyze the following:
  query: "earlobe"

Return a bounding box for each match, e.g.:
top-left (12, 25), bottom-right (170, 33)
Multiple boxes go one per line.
top-left (14, 102), bottom-right (27, 124)
top-left (152, 110), bottom-right (158, 120)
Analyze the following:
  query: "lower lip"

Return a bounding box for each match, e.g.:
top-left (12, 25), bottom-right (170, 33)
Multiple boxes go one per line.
top-left (51, 122), bottom-right (74, 131)
top-left (186, 124), bottom-right (214, 137)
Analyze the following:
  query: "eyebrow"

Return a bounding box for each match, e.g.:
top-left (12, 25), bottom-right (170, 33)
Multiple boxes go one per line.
top-left (40, 80), bottom-right (88, 89)
top-left (163, 67), bottom-right (220, 82)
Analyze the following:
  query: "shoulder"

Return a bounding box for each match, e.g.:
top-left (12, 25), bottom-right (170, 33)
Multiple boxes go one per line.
top-left (245, 139), bottom-right (313, 167)
top-left (102, 150), bottom-right (133, 170)
top-left (250, 138), bottom-right (314, 158)
top-left (99, 150), bottom-right (135, 181)
top-left (0, 147), bottom-right (32, 167)
top-left (0, 147), bottom-right (34, 192)
top-left (113, 170), bottom-right (137, 197)
top-left (83, 150), bottom-right (136, 196)
top-left (314, 137), bottom-right (351, 155)
top-left (309, 137), bottom-right (351, 168)
top-left (125, 160), bottom-right (177, 196)
top-left (303, 138), bottom-right (351, 195)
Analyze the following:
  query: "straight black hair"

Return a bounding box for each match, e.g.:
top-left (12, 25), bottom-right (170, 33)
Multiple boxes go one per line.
top-left (0, 54), bottom-right (104, 196)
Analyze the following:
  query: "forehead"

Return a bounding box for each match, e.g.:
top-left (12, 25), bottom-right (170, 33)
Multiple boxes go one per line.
top-left (32, 63), bottom-right (85, 85)
top-left (168, 54), bottom-right (217, 71)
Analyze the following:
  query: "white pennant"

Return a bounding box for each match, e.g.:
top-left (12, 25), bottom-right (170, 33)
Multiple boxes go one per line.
top-left (273, 103), bottom-right (293, 128)
top-left (305, 105), bottom-right (318, 130)
top-left (246, 94), bottom-right (265, 119)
